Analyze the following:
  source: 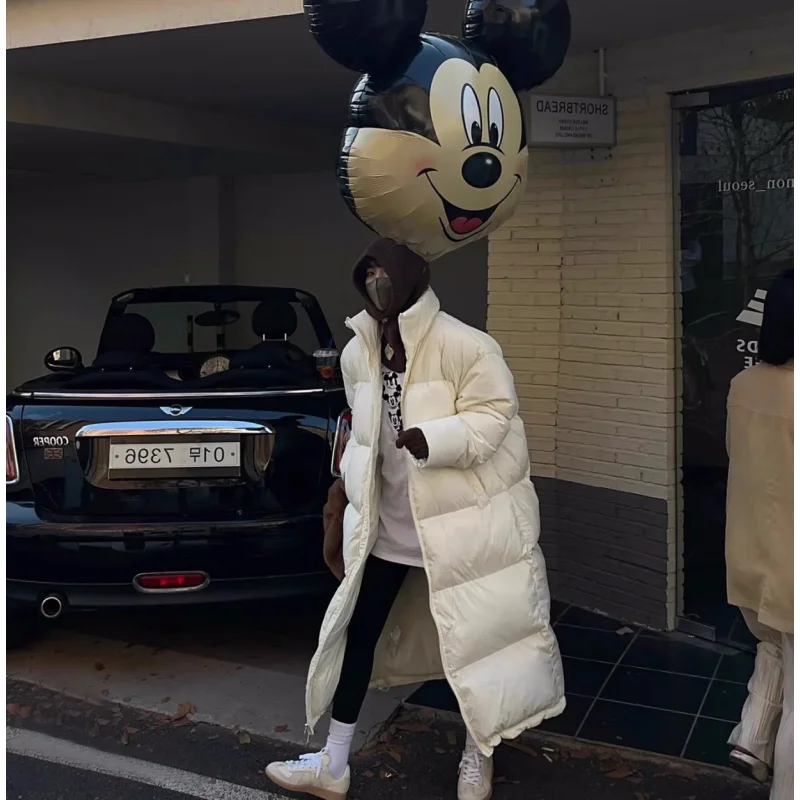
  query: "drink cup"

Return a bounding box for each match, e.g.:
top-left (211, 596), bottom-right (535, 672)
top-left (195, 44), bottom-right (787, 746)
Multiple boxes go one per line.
top-left (314, 348), bottom-right (338, 380)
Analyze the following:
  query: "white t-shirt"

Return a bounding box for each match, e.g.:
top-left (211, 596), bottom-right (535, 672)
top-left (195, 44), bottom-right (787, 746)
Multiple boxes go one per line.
top-left (369, 368), bottom-right (424, 568)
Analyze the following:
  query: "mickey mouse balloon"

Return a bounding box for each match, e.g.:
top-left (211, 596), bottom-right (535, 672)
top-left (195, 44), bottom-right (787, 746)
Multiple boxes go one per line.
top-left (304, 0), bottom-right (571, 261)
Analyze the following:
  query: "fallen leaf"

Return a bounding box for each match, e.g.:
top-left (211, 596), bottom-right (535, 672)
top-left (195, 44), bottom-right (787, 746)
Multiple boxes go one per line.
top-left (274, 725), bottom-right (289, 734)
top-left (97, 718), bottom-right (111, 727)
top-left (363, 770), bottom-right (375, 778)
top-left (626, 775), bottom-right (643, 784)
top-left (125, 727), bottom-right (140, 735)
top-left (18, 707), bottom-right (32, 719)
top-left (170, 703), bottom-right (196, 722)
top-left (604, 766), bottom-right (635, 780)
top-left (94, 662), bottom-right (105, 672)
top-left (161, 697), bottom-right (171, 704)
top-left (446, 731), bottom-right (457, 746)
top-left (238, 731), bottom-right (251, 745)
top-left (121, 729), bottom-right (129, 746)
top-left (393, 722), bottom-right (430, 733)
top-left (387, 746), bottom-right (402, 763)
top-left (6, 704), bottom-right (20, 715)
top-left (504, 740), bottom-right (538, 758)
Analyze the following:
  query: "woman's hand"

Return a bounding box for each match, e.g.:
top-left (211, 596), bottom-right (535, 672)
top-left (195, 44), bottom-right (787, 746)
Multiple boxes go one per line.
top-left (395, 428), bottom-right (429, 460)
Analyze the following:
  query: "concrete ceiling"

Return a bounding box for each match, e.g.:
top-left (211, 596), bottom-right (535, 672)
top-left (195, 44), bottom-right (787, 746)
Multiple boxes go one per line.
top-left (7, 122), bottom-right (339, 186)
top-left (7, 0), bottom-right (792, 126)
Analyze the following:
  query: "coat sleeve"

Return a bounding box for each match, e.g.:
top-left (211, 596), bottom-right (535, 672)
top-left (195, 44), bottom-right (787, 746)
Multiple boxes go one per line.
top-left (415, 348), bottom-right (519, 470)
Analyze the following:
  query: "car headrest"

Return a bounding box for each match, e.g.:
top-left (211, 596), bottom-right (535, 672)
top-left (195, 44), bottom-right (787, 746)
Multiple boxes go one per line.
top-left (102, 313), bottom-right (156, 354)
top-left (252, 300), bottom-right (298, 340)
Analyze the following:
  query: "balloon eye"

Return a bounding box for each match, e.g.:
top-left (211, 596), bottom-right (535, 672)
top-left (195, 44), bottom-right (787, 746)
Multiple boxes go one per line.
top-left (461, 84), bottom-right (483, 147)
top-left (488, 88), bottom-right (504, 149)
top-left (471, 121), bottom-right (482, 145)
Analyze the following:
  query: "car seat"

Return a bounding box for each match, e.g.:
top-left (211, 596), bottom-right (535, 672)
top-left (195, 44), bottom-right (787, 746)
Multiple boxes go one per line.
top-left (230, 300), bottom-right (307, 370)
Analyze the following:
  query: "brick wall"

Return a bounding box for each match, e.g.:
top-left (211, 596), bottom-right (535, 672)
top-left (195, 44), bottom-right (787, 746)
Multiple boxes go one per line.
top-left (490, 10), bottom-right (793, 628)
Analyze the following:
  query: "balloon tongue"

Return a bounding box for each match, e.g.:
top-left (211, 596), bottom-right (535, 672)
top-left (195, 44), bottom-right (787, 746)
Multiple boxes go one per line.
top-left (450, 216), bottom-right (483, 235)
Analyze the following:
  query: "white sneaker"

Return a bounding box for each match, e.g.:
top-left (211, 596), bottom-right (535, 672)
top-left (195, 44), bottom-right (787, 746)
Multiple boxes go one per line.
top-left (265, 750), bottom-right (350, 800)
top-left (458, 744), bottom-right (493, 800)
top-left (729, 747), bottom-right (771, 783)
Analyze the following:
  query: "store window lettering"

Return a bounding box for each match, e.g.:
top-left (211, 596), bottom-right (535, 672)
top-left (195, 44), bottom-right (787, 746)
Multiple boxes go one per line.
top-left (736, 337), bottom-right (759, 368)
top-left (717, 177), bottom-right (794, 193)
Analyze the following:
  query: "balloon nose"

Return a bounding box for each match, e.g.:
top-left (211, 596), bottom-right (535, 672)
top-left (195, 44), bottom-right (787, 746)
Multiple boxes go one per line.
top-left (461, 152), bottom-right (502, 189)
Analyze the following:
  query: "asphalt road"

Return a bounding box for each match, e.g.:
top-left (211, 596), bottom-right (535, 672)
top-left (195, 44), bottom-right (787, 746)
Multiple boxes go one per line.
top-left (7, 680), bottom-right (768, 800)
top-left (8, 755), bottom-right (191, 800)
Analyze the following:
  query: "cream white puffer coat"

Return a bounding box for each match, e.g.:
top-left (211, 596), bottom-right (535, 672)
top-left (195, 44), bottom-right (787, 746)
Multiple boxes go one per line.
top-left (305, 288), bottom-right (565, 755)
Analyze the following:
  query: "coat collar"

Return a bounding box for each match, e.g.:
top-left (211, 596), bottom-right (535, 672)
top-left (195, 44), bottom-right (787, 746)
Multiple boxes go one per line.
top-left (346, 288), bottom-right (441, 366)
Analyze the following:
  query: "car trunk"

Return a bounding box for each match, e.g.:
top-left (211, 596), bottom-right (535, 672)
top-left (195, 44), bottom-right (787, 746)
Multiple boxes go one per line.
top-left (19, 391), bottom-right (335, 523)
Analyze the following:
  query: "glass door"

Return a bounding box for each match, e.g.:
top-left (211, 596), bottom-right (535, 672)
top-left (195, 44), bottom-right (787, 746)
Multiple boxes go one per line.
top-left (676, 77), bottom-right (793, 643)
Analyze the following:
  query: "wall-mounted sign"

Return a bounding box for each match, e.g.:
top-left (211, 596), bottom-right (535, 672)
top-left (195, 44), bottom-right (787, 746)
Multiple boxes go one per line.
top-left (528, 94), bottom-right (616, 148)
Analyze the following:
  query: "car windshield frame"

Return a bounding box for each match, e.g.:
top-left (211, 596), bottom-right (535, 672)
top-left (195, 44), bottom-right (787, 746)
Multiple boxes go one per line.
top-left (97, 285), bottom-right (335, 359)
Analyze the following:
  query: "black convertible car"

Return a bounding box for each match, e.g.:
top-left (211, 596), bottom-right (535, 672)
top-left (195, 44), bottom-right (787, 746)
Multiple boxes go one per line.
top-left (6, 285), bottom-right (351, 645)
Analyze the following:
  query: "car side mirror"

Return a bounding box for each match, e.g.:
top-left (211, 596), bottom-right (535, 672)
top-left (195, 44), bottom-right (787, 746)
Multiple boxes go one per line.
top-left (44, 347), bottom-right (83, 372)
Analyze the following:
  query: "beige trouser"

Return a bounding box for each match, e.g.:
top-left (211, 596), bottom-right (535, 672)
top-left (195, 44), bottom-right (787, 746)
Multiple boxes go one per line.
top-left (728, 607), bottom-right (793, 800)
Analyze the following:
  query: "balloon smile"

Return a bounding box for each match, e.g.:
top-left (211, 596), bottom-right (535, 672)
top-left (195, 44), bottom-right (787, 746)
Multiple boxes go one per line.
top-left (420, 170), bottom-right (522, 242)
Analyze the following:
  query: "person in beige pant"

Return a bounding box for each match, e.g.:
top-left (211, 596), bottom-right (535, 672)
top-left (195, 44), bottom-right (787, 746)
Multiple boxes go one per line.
top-left (725, 268), bottom-right (793, 799)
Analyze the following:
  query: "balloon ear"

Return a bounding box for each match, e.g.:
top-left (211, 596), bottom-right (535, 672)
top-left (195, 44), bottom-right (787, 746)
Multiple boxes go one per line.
top-left (304, 0), bottom-right (428, 75)
top-left (463, 0), bottom-right (571, 93)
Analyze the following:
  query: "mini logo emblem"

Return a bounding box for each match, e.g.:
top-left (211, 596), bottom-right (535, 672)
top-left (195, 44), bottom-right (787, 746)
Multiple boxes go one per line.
top-left (160, 405), bottom-right (192, 417)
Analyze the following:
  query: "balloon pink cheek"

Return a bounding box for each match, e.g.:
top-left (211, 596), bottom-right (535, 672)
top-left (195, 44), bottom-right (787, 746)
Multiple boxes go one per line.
top-left (414, 160), bottom-right (436, 176)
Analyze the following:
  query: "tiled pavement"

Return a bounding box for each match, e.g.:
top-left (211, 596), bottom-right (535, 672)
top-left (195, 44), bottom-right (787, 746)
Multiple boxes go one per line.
top-left (407, 600), bottom-right (758, 768)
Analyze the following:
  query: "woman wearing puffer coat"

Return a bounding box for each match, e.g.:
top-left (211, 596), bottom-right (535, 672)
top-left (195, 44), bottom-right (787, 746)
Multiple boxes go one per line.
top-left (266, 238), bottom-right (564, 800)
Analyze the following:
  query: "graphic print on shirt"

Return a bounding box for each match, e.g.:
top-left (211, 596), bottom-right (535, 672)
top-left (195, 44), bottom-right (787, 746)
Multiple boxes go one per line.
top-left (382, 369), bottom-right (403, 435)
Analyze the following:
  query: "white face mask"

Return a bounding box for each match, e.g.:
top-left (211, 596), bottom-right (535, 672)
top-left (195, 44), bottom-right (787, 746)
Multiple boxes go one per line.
top-left (366, 276), bottom-right (392, 311)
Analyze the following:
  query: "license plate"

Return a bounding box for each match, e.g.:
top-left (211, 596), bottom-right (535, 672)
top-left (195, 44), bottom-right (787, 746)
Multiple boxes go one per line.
top-left (109, 441), bottom-right (240, 476)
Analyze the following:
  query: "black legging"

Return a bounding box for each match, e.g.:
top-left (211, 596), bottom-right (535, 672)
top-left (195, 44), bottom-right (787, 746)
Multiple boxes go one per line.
top-left (331, 555), bottom-right (411, 724)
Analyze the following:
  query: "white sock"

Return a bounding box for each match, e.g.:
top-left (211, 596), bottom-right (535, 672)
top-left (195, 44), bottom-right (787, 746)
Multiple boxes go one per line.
top-left (465, 729), bottom-right (478, 751)
top-left (325, 718), bottom-right (357, 780)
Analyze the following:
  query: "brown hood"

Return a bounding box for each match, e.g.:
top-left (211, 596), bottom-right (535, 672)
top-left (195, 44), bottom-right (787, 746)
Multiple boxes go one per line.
top-left (353, 238), bottom-right (431, 372)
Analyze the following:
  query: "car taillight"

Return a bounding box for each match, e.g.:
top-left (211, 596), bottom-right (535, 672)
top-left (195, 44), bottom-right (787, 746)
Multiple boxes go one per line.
top-left (331, 409), bottom-right (352, 478)
top-left (6, 415), bottom-right (19, 485)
